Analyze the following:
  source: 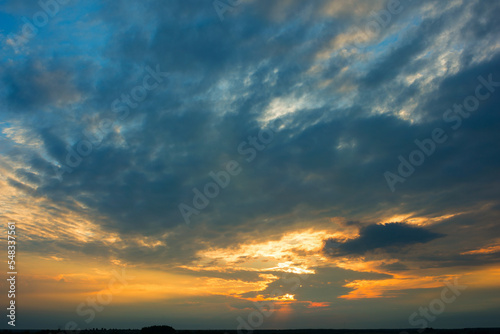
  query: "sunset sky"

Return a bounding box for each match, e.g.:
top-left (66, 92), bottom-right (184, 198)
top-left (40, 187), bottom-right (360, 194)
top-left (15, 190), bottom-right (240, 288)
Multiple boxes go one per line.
top-left (1, 0), bottom-right (500, 330)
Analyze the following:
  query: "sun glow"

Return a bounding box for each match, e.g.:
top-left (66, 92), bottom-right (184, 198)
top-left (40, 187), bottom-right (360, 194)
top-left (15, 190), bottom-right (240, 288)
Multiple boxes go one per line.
top-left (183, 229), bottom-right (354, 275)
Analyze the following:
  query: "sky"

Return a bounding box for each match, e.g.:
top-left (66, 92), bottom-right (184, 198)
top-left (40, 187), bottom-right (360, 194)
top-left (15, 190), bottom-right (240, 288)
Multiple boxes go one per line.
top-left (1, 0), bottom-right (500, 330)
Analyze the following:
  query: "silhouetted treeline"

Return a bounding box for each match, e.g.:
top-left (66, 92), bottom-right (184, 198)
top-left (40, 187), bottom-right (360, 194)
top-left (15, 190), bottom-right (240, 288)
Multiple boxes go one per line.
top-left (141, 326), bottom-right (176, 334)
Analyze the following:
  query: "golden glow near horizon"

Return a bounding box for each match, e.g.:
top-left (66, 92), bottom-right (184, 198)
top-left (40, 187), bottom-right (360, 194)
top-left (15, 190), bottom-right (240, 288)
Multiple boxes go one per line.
top-left (5, 204), bottom-right (500, 325)
top-left (8, 201), bottom-right (500, 313)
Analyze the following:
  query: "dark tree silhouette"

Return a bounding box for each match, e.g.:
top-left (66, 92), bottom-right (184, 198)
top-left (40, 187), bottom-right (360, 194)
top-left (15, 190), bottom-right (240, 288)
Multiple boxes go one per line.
top-left (140, 326), bottom-right (176, 334)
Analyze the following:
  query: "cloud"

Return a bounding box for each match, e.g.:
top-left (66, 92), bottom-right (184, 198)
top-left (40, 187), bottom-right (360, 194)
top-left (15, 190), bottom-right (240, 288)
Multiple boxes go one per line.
top-left (324, 223), bottom-right (445, 256)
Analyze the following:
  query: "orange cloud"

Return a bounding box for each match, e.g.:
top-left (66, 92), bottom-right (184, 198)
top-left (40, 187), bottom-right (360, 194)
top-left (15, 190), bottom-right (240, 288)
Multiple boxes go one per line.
top-left (184, 229), bottom-right (355, 275)
top-left (340, 275), bottom-right (457, 299)
top-left (461, 242), bottom-right (500, 255)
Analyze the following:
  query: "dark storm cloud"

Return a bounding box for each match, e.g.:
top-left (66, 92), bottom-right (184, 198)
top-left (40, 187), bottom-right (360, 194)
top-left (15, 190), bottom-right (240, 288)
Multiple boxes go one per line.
top-left (324, 223), bottom-right (445, 256)
top-left (378, 261), bottom-right (409, 272)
